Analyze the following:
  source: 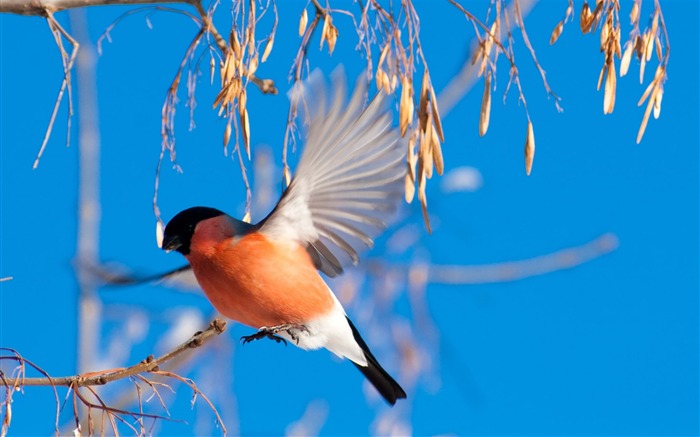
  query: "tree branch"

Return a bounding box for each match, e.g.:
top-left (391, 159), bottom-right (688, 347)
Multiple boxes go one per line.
top-left (1, 319), bottom-right (226, 388)
top-left (0, 0), bottom-right (189, 16)
top-left (428, 232), bottom-right (619, 284)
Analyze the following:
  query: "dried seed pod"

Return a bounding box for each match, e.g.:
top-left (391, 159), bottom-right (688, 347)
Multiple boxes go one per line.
top-left (580, 1), bottom-right (591, 33)
top-left (262, 36), bottom-right (274, 62)
top-left (419, 71), bottom-right (430, 132)
top-left (417, 170), bottom-right (432, 233)
top-left (597, 64), bottom-right (606, 91)
top-left (156, 220), bottom-right (165, 249)
top-left (637, 83), bottom-right (656, 143)
top-left (620, 41), bottom-right (634, 76)
top-left (655, 35), bottom-right (663, 61)
top-left (637, 78), bottom-right (656, 106)
top-left (223, 120), bottom-right (232, 148)
top-left (378, 43), bottom-right (390, 68)
top-left (429, 85), bottom-right (444, 142)
top-left (248, 55), bottom-right (259, 77)
top-left (241, 108), bottom-right (251, 159)
top-left (639, 54), bottom-right (647, 84)
top-left (430, 125), bottom-right (444, 176)
top-left (479, 72), bottom-right (492, 137)
top-left (644, 31), bottom-right (654, 61)
top-left (326, 23), bottom-right (339, 54)
top-left (404, 172), bottom-right (415, 203)
top-left (603, 61), bottom-right (616, 114)
top-left (238, 88), bottom-right (247, 116)
top-left (210, 56), bottom-right (216, 85)
top-left (422, 133), bottom-right (434, 180)
top-left (550, 20), bottom-right (564, 45)
top-left (653, 86), bottom-right (663, 119)
top-left (524, 121), bottom-right (535, 176)
top-left (320, 15), bottom-right (329, 50)
top-left (634, 34), bottom-right (644, 59)
top-left (299, 9), bottom-right (308, 36)
top-left (283, 165), bottom-right (292, 187)
top-left (630, 1), bottom-right (639, 24)
top-left (381, 69), bottom-right (391, 94)
top-left (600, 19), bottom-right (610, 51)
top-left (375, 68), bottom-right (386, 91)
top-left (407, 134), bottom-right (417, 180)
top-left (231, 31), bottom-right (242, 59)
top-left (399, 75), bottom-right (412, 137)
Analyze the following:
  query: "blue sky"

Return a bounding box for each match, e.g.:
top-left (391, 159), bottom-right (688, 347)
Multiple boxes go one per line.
top-left (1, 1), bottom-right (698, 435)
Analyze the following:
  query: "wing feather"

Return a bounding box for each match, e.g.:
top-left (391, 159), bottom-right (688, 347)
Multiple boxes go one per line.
top-left (259, 69), bottom-right (405, 276)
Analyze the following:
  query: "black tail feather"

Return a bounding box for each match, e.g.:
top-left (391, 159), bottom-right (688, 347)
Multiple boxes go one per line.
top-left (346, 317), bottom-right (407, 405)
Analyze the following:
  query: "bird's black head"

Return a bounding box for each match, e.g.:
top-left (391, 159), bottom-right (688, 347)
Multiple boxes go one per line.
top-left (162, 206), bottom-right (225, 255)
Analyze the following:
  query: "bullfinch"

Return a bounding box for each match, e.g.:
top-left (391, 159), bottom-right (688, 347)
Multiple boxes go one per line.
top-left (161, 70), bottom-right (407, 405)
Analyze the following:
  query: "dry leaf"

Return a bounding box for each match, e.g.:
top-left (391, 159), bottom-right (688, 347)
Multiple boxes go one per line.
top-left (524, 121), bottom-right (535, 176)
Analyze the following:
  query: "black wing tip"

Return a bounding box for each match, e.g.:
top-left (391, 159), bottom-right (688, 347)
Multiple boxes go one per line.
top-left (346, 317), bottom-right (407, 406)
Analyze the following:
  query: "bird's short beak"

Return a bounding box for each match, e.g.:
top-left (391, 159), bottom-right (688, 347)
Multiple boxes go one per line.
top-left (162, 235), bottom-right (182, 253)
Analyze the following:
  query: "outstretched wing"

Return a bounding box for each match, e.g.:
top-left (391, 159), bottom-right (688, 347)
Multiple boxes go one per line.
top-left (258, 70), bottom-right (405, 277)
top-left (84, 262), bottom-right (200, 289)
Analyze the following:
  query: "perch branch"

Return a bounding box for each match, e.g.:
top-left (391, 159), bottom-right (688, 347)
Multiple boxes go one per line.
top-left (0, 319), bottom-right (226, 388)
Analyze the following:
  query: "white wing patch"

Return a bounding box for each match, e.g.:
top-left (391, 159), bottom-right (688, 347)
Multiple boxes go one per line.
top-left (260, 69), bottom-right (405, 277)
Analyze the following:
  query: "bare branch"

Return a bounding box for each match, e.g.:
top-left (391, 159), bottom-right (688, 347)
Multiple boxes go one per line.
top-left (0, 0), bottom-right (188, 16)
top-left (428, 233), bottom-right (619, 284)
top-left (1, 319), bottom-right (226, 388)
top-left (33, 11), bottom-right (78, 169)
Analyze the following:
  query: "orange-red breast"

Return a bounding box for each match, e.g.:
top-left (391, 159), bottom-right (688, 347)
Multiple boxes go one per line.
top-left (162, 70), bottom-right (407, 405)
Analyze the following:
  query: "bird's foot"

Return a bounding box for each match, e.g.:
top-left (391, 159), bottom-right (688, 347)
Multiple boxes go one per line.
top-left (240, 324), bottom-right (308, 346)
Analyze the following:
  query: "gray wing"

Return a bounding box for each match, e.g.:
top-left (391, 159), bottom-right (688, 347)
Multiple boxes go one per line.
top-left (258, 69), bottom-right (405, 277)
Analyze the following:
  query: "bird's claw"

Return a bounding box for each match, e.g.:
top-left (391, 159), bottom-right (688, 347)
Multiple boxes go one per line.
top-left (239, 324), bottom-right (308, 346)
top-left (240, 330), bottom-right (287, 346)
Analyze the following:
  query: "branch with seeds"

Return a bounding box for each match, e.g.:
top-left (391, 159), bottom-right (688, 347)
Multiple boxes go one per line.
top-left (552, 0), bottom-right (670, 143)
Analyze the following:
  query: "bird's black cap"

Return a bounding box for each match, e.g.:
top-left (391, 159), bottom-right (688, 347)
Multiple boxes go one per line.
top-left (162, 206), bottom-right (225, 255)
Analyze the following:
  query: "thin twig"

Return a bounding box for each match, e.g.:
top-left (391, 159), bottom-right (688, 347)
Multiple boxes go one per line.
top-left (33, 12), bottom-right (79, 169)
